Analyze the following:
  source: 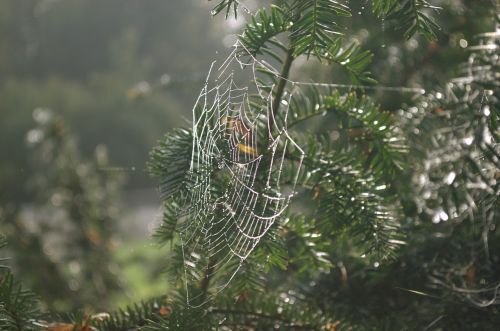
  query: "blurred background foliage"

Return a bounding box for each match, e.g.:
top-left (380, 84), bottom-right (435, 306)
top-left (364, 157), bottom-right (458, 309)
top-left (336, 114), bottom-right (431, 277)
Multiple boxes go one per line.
top-left (0, 0), bottom-right (233, 312)
top-left (0, 0), bottom-right (497, 317)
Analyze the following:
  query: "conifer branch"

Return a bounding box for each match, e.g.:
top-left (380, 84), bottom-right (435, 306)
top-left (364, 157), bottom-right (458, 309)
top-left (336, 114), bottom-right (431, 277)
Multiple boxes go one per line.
top-left (270, 47), bottom-right (295, 135)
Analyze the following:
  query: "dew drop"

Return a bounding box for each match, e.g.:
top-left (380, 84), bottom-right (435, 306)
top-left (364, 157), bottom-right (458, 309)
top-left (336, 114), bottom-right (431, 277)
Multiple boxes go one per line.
top-left (439, 210), bottom-right (449, 221)
top-left (483, 105), bottom-right (491, 116)
top-left (483, 128), bottom-right (492, 144)
top-left (463, 136), bottom-right (474, 146)
top-left (444, 171), bottom-right (456, 185)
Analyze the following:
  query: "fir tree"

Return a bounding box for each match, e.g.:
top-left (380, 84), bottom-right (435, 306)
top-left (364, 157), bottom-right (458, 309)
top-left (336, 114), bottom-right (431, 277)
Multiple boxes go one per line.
top-left (1, 109), bottom-right (124, 312)
top-left (0, 1), bottom-right (498, 330)
top-left (144, 1), bottom-right (499, 329)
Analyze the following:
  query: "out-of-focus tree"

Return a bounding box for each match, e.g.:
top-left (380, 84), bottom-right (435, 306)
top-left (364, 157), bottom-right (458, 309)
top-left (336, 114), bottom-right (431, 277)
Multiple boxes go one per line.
top-left (0, 0), bottom-right (228, 199)
top-left (2, 109), bottom-right (123, 311)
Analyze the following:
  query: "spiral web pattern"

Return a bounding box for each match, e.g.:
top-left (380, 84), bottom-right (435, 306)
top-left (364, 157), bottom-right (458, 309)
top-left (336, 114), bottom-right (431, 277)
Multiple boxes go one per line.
top-left (174, 42), bottom-right (304, 307)
top-left (174, 38), bottom-right (428, 306)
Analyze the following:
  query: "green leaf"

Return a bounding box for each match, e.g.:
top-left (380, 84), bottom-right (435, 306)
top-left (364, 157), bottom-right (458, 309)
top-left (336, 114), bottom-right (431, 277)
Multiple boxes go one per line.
top-left (209, 0), bottom-right (239, 19)
top-left (238, 6), bottom-right (288, 62)
top-left (374, 0), bottom-right (441, 40)
top-left (289, 0), bottom-right (351, 57)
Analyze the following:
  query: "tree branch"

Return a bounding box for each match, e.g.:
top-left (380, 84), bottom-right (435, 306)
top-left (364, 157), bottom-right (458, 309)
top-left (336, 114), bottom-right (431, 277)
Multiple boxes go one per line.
top-left (270, 46), bottom-right (295, 135)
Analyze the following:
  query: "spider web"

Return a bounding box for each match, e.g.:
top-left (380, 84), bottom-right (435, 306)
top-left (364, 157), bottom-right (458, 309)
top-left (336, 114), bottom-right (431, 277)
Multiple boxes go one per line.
top-left (173, 41), bottom-right (304, 307)
top-left (172, 40), bottom-right (425, 307)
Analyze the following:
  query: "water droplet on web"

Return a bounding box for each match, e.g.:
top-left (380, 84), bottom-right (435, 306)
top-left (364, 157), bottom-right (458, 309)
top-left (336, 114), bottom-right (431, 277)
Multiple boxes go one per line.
top-left (418, 174), bottom-right (427, 186)
top-left (463, 136), bottom-right (474, 145)
top-left (444, 171), bottom-right (456, 185)
top-left (483, 105), bottom-right (490, 116)
top-left (218, 161), bottom-right (225, 169)
top-left (211, 10), bottom-right (217, 15)
top-left (373, 262), bottom-right (380, 268)
top-left (439, 210), bottom-right (449, 221)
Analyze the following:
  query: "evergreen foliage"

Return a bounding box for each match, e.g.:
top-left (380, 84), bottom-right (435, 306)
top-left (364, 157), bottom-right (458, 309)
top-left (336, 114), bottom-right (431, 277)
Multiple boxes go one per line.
top-left (145, 1), bottom-right (499, 329)
top-left (1, 109), bottom-right (124, 311)
top-left (0, 236), bottom-right (41, 331)
top-left (1, 1), bottom-right (498, 330)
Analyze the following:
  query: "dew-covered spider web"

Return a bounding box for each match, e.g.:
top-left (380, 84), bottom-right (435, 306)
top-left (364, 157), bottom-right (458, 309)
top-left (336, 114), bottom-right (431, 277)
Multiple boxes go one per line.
top-left (171, 40), bottom-right (305, 307)
top-left (172, 40), bottom-right (425, 307)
